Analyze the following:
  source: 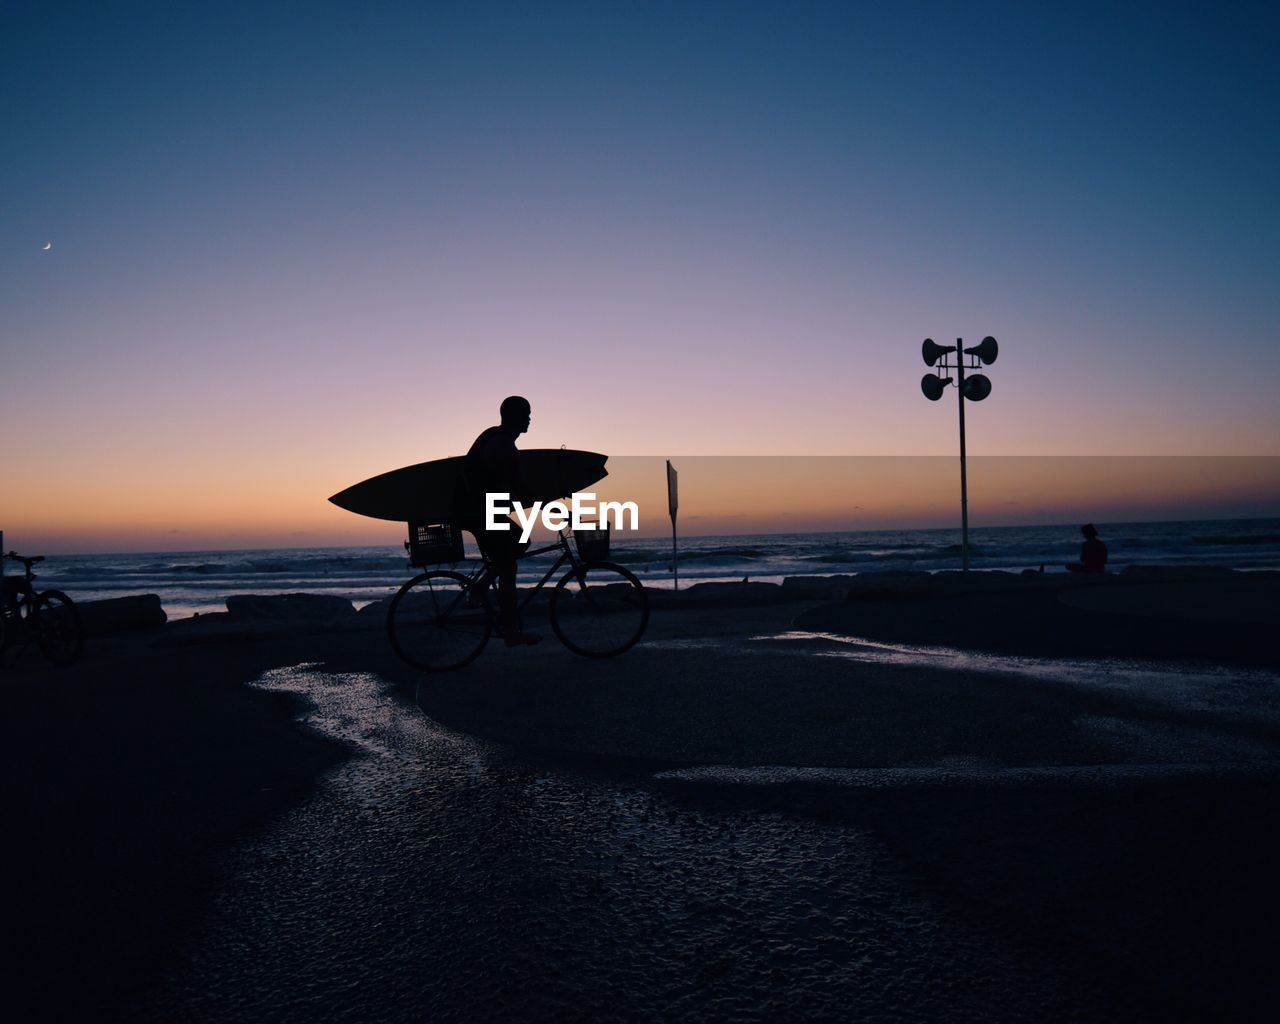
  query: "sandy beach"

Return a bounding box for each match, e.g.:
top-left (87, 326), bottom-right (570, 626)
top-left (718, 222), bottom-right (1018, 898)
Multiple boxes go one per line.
top-left (3, 569), bottom-right (1278, 1021)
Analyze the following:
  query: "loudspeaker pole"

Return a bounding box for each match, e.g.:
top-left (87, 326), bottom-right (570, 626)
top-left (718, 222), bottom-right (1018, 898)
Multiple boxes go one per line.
top-left (920, 336), bottom-right (999, 573)
top-left (955, 338), bottom-right (969, 571)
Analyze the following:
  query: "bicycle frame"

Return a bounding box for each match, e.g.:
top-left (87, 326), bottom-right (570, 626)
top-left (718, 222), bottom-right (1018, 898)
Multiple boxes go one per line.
top-left (1, 558), bottom-right (39, 621)
top-left (1, 551), bottom-right (85, 668)
top-left (460, 529), bottom-right (586, 611)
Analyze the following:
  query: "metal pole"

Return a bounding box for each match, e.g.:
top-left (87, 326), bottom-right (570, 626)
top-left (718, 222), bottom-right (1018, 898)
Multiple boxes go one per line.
top-left (955, 338), bottom-right (969, 571)
top-left (666, 460), bottom-right (679, 591)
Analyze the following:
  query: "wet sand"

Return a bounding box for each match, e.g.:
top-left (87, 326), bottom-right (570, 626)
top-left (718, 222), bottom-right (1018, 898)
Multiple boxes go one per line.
top-left (0, 630), bottom-right (348, 1020)
top-left (3, 573), bottom-right (1279, 1021)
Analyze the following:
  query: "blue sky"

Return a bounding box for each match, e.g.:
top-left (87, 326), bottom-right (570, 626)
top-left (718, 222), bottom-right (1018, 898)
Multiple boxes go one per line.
top-left (3, 1), bottom-right (1278, 546)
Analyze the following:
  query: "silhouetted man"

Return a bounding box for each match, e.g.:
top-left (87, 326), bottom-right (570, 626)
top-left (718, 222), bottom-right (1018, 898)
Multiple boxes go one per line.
top-left (1066, 523), bottom-right (1108, 573)
top-left (456, 396), bottom-right (541, 645)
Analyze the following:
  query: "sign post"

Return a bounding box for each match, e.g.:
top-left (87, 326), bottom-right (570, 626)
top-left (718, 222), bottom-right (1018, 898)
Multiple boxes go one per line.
top-left (666, 460), bottom-right (678, 591)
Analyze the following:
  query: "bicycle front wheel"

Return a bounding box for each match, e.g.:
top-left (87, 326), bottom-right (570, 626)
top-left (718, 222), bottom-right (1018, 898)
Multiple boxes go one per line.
top-left (34, 591), bottom-right (84, 667)
top-left (550, 562), bottom-right (649, 658)
top-left (387, 572), bottom-right (492, 672)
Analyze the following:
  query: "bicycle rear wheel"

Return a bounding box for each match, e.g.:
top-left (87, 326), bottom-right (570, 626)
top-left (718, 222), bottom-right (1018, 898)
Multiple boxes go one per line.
top-left (550, 562), bottom-right (648, 658)
top-left (34, 591), bottom-right (84, 667)
top-left (387, 571), bottom-right (492, 672)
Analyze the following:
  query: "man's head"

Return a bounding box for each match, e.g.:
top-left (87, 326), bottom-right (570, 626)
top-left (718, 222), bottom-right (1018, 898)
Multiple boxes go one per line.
top-left (500, 395), bottom-right (531, 434)
top-left (1081, 523), bottom-right (1099, 539)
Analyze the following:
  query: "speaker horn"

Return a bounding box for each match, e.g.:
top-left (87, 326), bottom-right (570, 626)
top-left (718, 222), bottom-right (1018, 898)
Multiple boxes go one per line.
top-left (963, 335), bottom-right (998, 365)
top-left (962, 373), bottom-right (992, 401)
top-left (922, 338), bottom-right (955, 367)
top-left (921, 374), bottom-right (951, 401)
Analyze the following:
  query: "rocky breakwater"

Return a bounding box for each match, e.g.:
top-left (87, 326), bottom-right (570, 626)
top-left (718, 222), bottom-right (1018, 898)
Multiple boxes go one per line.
top-left (157, 594), bottom-right (370, 647)
top-left (75, 594), bottom-right (167, 637)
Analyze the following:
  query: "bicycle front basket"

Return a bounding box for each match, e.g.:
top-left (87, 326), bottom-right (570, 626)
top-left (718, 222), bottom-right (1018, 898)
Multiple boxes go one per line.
top-left (406, 522), bottom-right (465, 567)
top-left (573, 523), bottom-right (610, 561)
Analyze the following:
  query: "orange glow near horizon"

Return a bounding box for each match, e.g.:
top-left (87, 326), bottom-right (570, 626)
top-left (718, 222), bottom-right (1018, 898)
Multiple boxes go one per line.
top-left (6, 456), bottom-right (1278, 554)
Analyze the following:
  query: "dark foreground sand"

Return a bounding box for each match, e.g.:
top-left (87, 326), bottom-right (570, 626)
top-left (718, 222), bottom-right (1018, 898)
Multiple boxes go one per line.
top-left (3, 570), bottom-right (1278, 1021)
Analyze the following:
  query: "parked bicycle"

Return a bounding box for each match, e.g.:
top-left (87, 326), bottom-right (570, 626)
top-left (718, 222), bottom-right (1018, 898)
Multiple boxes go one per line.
top-left (2, 551), bottom-right (85, 667)
top-left (387, 522), bottom-right (648, 671)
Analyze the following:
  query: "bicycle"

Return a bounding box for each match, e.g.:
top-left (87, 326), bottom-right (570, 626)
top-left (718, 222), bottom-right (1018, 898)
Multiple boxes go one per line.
top-left (2, 551), bottom-right (85, 668)
top-left (387, 522), bottom-right (649, 672)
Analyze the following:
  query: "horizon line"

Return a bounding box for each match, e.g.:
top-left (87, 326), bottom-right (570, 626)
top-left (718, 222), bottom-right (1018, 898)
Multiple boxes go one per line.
top-left (27, 512), bottom-right (1279, 560)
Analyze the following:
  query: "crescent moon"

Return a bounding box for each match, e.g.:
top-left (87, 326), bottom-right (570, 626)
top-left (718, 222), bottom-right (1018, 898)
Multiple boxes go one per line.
top-left (42, 242), bottom-right (52, 251)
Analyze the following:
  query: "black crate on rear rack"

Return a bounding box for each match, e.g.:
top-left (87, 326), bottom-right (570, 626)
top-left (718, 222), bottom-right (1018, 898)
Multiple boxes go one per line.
top-left (406, 523), bottom-right (465, 567)
top-left (573, 523), bottom-right (610, 561)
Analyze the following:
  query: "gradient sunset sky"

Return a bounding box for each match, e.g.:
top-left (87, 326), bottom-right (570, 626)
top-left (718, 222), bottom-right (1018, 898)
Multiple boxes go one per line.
top-left (3, 2), bottom-right (1278, 551)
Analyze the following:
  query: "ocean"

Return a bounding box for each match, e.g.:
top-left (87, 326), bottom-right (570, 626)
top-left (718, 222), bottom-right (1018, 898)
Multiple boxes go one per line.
top-left (21, 518), bottom-right (1280, 620)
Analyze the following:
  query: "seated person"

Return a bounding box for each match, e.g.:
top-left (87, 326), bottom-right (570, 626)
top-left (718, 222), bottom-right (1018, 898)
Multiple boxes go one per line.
top-left (1066, 523), bottom-right (1107, 573)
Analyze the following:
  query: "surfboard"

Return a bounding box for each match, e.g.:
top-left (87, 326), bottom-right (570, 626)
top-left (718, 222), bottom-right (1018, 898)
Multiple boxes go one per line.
top-left (328, 449), bottom-right (609, 523)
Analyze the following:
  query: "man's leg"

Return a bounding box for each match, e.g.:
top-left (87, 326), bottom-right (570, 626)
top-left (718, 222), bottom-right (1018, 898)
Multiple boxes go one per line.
top-left (481, 528), bottom-right (540, 646)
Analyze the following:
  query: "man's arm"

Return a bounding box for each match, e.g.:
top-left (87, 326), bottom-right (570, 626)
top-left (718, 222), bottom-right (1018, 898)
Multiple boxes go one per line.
top-left (484, 433), bottom-right (534, 505)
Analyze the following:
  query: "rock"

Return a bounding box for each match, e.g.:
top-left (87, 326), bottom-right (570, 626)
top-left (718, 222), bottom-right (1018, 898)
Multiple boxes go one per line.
top-left (225, 594), bottom-right (356, 621)
top-left (75, 594), bottom-right (167, 637)
top-left (849, 571), bottom-right (934, 587)
top-left (781, 575), bottom-right (860, 598)
top-left (150, 614), bottom-right (276, 647)
top-left (674, 582), bottom-right (792, 606)
top-left (357, 597), bottom-right (393, 618)
top-left (1120, 564), bottom-right (1239, 579)
top-left (361, 585), bottom-right (553, 618)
